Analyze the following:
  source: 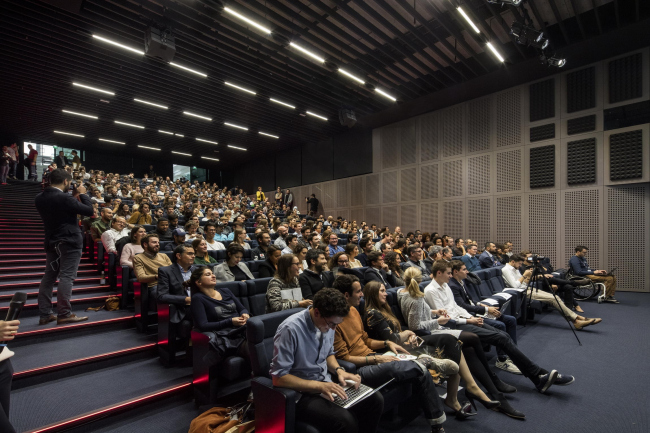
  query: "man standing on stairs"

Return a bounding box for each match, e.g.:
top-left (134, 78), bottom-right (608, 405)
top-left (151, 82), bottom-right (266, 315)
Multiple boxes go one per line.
top-left (35, 168), bottom-right (94, 325)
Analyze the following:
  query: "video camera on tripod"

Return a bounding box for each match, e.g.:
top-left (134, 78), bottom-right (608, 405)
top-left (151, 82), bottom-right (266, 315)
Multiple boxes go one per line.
top-left (526, 254), bottom-right (545, 265)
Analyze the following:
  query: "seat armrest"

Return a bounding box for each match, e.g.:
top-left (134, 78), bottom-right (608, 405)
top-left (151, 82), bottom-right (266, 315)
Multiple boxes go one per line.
top-left (337, 359), bottom-right (357, 374)
top-left (251, 377), bottom-right (298, 433)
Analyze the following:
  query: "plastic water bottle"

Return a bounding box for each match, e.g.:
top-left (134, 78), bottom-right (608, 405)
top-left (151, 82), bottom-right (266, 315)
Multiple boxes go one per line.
top-left (100, 271), bottom-right (106, 285)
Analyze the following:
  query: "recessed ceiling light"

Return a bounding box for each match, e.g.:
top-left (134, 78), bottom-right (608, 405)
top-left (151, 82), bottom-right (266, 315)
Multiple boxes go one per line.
top-left (289, 42), bottom-right (325, 63)
top-left (457, 7), bottom-right (481, 34)
top-left (223, 7), bottom-right (272, 34)
top-left (99, 138), bottom-right (125, 144)
top-left (183, 111), bottom-right (212, 121)
top-left (169, 62), bottom-right (208, 77)
top-left (172, 151), bottom-right (192, 156)
top-left (270, 98), bottom-right (296, 109)
top-left (375, 88), bottom-right (397, 102)
top-left (196, 138), bottom-right (219, 145)
top-left (228, 145), bottom-right (247, 151)
top-left (133, 98), bottom-right (168, 109)
top-left (138, 145), bottom-right (160, 151)
top-left (259, 132), bottom-right (279, 139)
top-left (486, 42), bottom-right (505, 62)
top-left (225, 82), bottom-right (256, 95)
top-left (62, 109), bottom-right (98, 119)
top-left (306, 111), bottom-right (328, 121)
top-left (72, 82), bottom-right (114, 95)
top-left (224, 122), bottom-right (248, 131)
top-left (201, 156), bottom-right (220, 161)
top-left (115, 120), bottom-right (145, 129)
top-left (175, 133), bottom-right (184, 137)
top-left (53, 130), bottom-right (84, 137)
top-left (92, 34), bottom-right (144, 55)
top-left (338, 69), bottom-right (365, 84)
top-left (159, 130), bottom-right (174, 135)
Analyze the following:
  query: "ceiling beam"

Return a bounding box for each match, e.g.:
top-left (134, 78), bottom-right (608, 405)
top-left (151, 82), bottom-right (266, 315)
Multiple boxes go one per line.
top-left (547, 0), bottom-right (571, 45)
top-left (591, 0), bottom-right (603, 34)
top-left (568, 0), bottom-right (587, 39)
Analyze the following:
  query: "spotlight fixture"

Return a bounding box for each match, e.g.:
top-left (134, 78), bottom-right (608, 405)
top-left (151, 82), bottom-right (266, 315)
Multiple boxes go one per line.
top-left (228, 145), bottom-right (247, 151)
top-left (539, 53), bottom-right (566, 68)
top-left (306, 111), bottom-right (328, 121)
top-left (510, 22), bottom-right (549, 49)
top-left (487, 0), bottom-right (522, 6)
top-left (99, 138), bottom-right (125, 144)
top-left (289, 42), bottom-right (325, 63)
top-left (196, 138), bottom-right (219, 145)
top-left (134, 98), bottom-right (168, 109)
top-left (183, 111), bottom-right (212, 121)
top-left (172, 151), bottom-right (191, 156)
top-left (169, 62), bottom-right (207, 77)
top-left (62, 110), bottom-right (98, 119)
top-left (92, 34), bottom-right (144, 55)
top-left (54, 130), bottom-right (84, 137)
top-left (224, 122), bottom-right (248, 131)
top-left (115, 120), bottom-right (145, 129)
top-left (223, 7), bottom-right (272, 34)
top-left (259, 132), bottom-right (279, 139)
top-left (72, 82), bottom-right (114, 95)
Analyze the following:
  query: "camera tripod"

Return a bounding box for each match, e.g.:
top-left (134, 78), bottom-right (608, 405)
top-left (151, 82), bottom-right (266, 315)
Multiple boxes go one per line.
top-left (520, 261), bottom-right (582, 345)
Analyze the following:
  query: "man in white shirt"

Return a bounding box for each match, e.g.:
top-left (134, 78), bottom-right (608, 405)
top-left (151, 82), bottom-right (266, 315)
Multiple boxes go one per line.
top-left (100, 216), bottom-right (130, 254)
top-left (502, 255), bottom-right (600, 331)
top-left (424, 261), bottom-right (575, 394)
top-left (203, 222), bottom-right (225, 251)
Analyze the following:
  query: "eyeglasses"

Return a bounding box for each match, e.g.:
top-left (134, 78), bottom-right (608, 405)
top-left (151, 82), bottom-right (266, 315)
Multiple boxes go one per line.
top-left (323, 317), bottom-right (339, 329)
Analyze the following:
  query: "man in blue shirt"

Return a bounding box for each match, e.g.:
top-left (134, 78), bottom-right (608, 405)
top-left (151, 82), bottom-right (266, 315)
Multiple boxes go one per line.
top-left (569, 245), bottom-right (618, 303)
top-left (270, 288), bottom-right (383, 433)
top-left (328, 233), bottom-right (344, 256)
top-left (461, 244), bottom-right (481, 272)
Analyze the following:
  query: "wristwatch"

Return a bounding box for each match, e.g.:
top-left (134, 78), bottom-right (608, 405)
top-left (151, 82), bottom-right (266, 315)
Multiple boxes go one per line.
top-left (384, 340), bottom-right (389, 349)
top-left (335, 366), bottom-right (345, 374)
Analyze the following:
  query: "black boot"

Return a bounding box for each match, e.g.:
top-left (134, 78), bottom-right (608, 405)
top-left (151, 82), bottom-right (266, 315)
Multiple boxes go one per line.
top-left (491, 371), bottom-right (517, 393)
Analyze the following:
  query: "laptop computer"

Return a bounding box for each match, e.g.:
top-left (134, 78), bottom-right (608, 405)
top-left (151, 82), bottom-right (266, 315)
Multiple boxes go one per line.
top-left (325, 378), bottom-right (394, 409)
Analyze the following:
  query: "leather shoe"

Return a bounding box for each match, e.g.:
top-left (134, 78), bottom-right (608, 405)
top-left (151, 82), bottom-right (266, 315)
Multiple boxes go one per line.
top-left (39, 315), bottom-right (57, 325)
top-left (57, 314), bottom-right (89, 324)
top-left (573, 318), bottom-right (595, 330)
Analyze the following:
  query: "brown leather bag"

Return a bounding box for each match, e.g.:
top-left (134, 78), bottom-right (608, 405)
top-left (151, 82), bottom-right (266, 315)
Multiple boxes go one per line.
top-left (188, 407), bottom-right (240, 433)
top-left (85, 296), bottom-right (120, 312)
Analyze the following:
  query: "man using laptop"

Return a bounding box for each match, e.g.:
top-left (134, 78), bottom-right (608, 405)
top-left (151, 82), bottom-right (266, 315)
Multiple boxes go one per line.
top-left (270, 288), bottom-right (384, 433)
top-left (569, 245), bottom-right (618, 303)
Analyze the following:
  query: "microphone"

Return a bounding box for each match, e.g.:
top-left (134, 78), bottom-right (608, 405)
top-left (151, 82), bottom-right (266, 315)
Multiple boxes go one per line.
top-left (0, 292), bottom-right (27, 360)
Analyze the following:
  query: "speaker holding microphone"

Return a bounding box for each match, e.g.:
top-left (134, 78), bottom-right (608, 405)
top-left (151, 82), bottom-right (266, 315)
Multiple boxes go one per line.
top-left (0, 292), bottom-right (27, 361)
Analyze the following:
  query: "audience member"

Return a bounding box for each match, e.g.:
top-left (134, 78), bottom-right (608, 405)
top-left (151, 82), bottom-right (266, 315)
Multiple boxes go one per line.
top-left (203, 222), bottom-right (226, 251)
top-left (273, 224), bottom-right (289, 249)
top-left (266, 254), bottom-right (312, 313)
top-left (129, 202), bottom-right (152, 225)
top-left (569, 245), bottom-right (618, 303)
top-left (91, 207), bottom-right (113, 242)
top-left (383, 251), bottom-right (405, 286)
top-left (258, 245), bottom-right (282, 278)
top-left (133, 234), bottom-right (172, 295)
top-left (156, 244), bottom-right (195, 337)
top-left (299, 249), bottom-right (334, 300)
top-left (164, 228), bottom-right (188, 252)
top-left (213, 244), bottom-right (254, 282)
top-left (355, 237), bottom-right (374, 267)
top-left (403, 245), bottom-right (432, 281)
top-left (460, 244), bottom-right (481, 272)
top-left (149, 218), bottom-right (172, 242)
top-left (344, 243), bottom-right (363, 268)
top-left (452, 238), bottom-right (465, 257)
top-left (100, 216), bottom-right (129, 254)
top-left (364, 251), bottom-right (397, 288)
top-left (251, 230), bottom-right (271, 260)
top-left (293, 244), bottom-right (309, 273)
top-left (232, 228), bottom-right (250, 250)
top-left (192, 238), bottom-right (217, 265)
top-left (121, 225), bottom-right (146, 268)
top-left (327, 252), bottom-right (349, 275)
top-left (478, 242), bottom-right (501, 269)
top-left (281, 233), bottom-right (299, 255)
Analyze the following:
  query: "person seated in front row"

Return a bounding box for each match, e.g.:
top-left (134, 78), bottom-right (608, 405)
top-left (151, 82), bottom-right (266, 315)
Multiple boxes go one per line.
top-left (332, 275), bottom-right (449, 433)
top-left (266, 254), bottom-right (312, 313)
top-left (299, 249), bottom-right (334, 300)
top-left (156, 245), bottom-right (195, 340)
top-left (364, 251), bottom-right (397, 288)
top-left (213, 244), bottom-right (254, 282)
top-left (192, 238), bottom-right (217, 266)
top-left (189, 266), bottom-right (250, 364)
top-left (258, 245), bottom-right (282, 278)
top-left (270, 288), bottom-right (384, 433)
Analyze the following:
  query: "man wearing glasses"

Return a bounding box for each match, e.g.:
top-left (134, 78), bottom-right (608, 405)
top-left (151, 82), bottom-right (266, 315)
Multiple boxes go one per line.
top-left (404, 245), bottom-right (433, 282)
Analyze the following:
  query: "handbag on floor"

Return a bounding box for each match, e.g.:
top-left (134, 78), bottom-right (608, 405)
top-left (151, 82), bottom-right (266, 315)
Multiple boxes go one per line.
top-left (189, 403), bottom-right (254, 433)
top-left (85, 296), bottom-right (120, 312)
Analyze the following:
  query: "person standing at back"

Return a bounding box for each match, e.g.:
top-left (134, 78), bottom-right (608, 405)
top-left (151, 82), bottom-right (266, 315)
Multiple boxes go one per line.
top-left (306, 193), bottom-right (319, 217)
top-left (35, 169), bottom-right (94, 325)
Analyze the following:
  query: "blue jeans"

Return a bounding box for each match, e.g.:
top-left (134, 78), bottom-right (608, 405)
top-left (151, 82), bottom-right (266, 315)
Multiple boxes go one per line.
top-left (38, 242), bottom-right (83, 318)
top-left (484, 314), bottom-right (517, 358)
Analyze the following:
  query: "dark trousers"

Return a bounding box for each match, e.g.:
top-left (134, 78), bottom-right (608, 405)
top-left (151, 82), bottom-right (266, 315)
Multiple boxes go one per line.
top-left (484, 314), bottom-right (517, 358)
top-left (457, 323), bottom-right (541, 379)
top-left (38, 242), bottom-right (83, 318)
top-left (359, 359), bottom-right (446, 426)
top-left (545, 277), bottom-right (577, 307)
top-left (295, 388), bottom-right (383, 433)
top-left (0, 359), bottom-right (15, 433)
top-left (8, 161), bottom-right (16, 178)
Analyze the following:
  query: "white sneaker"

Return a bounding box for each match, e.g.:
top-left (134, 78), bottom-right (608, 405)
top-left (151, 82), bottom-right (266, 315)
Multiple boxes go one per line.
top-left (495, 358), bottom-right (522, 375)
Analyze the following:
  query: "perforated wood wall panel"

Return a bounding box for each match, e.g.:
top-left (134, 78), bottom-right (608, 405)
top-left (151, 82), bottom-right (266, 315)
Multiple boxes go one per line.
top-left (467, 97), bottom-right (492, 153)
top-left (336, 178), bottom-right (350, 208)
top-left (566, 66), bottom-right (596, 113)
top-left (567, 114), bottom-right (597, 135)
top-left (350, 176), bottom-right (364, 205)
top-left (366, 207), bottom-right (381, 226)
top-left (443, 201), bottom-right (464, 237)
top-left (441, 105), bottom-right (464, 158)
top-left (365, 174), bottom-right (380, 205)
top-left (382, 171), bottom-right (398, 204)
top-left (564, 189), bottom-right (600, 269)
top-left (608, 53), bottom-right (643, 104)
top-left (468, 198), bottom-right (491, 247)
top-left (496, 88), bottom-right (521, 147)
top-left (529, 78), bottom-right (555, 122)
top-left (496, 149), bottom-right (522, 192)
top-left (400, 168), bottom-right (417, 202)
top-left (421, 202), bottom-right (439, 232)
top-left (607, 186), bottom-right (647, 291)
top-left (400, 121), bottom-right (417, 166)
top-left (528, 193), bottom-right (558, 264)
top-left (420, 164), bottom-right (439, 200)
top-left (609, 130), bottom-right (643, 181)
top-left (468, 154), bottom-right (491, 195)
top-left (321, 181), bottom-right (336, 210)
top-left (567, 138), bottom-right (597, 185)
top-left (443, 160), bottom-right (463, 197)
top-left (381, 127), bottom-right (398, 170)
top-left (530, 145), bottom-right (556, 189)
top-left (420, 112), bottom-right (439, 163)
top-left (401, 204), bottom-right (417, 233)
top-left (350, 208), bottom-right (365, 224)
top-left (337, 209), bottom-right (350, 222)
top-left (496, 196), bottom-right (522, 252)
top-left (382, 206), bottom-right (398, 229)
top-left (530, 123), bottom-right (556, 142)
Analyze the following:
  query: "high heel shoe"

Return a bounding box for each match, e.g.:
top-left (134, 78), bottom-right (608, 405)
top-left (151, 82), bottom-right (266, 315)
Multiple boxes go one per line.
top-left (445, 401), bottom-right (477, 419)
top-left (465, 389), bottom-right (500, 410)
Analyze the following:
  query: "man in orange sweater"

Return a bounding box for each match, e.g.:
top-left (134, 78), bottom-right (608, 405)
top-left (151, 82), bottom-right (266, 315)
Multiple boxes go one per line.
top-left (332, 274), bottom-right (448, 433)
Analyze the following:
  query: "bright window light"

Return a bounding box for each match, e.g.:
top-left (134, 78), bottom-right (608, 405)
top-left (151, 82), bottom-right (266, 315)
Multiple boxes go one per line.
top-left (338, 69), bottom-right (365, 84)
top-left (115, 120), bottom-right (145, 129)
top-left (169, 62), bottom-right (208, 77)
top-left (99, 138), bottom-right (125, 144)
top-left (228, 145), bottom-right (247, 151)
top-left (159, 130), bottom-right (174, 135)
top-left (259, 132), bottom-right (279, 139)
top-left (225, 82), bottom-right (256, 95)
top-left (133, 98), bottom-right (168, 109)
top-left (62, 110), bottom-right (98, 119)
top-left (196, 138), bottom-right (218, 145)
top-left (72, 82), bottom-right (114, 95)
top-left (270, 98), bottom-right (296, 109)
top-left (175, 133), bottom-right (184, 137)
top-left (92, 34), bottom-right (144, 55)
top-left (201, 156), bottom-right (220, 161)
top-left (138, 145), bottom-right (160, 151)
top-left (306, 111), bottom-right (328, 121)
top-left (289, 42), bottom-right (325, 63)
top-left (486, 42), bottom-right (505, 62)
top-left (172, 151), bottom-right (191, 156)
top-left (183, 111), bottom-right (212, 121)
top-left (457, 7), bottom-right (481, 34)
top-left (224, 122), bottom-right (248, 131)
top-left (223, 7), bottom-right (272, 34)
top-left (375, 88), bottom-right (397, 101)
top-left (54, 130), bottom-right (84, 138)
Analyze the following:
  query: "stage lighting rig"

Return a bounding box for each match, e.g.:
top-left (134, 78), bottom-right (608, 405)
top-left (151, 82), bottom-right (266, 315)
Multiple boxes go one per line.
top-left (511, 21), bottom-right (549, 49)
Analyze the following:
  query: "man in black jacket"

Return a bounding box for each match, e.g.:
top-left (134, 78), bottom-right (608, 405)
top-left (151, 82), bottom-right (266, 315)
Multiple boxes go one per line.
top-left (355, 237), bottom-right (374, 267)
top-left (299, 249), bottom-right (334, 300)
top-left (36, 169), bottom-right (94, 325)
top-left (157, 245), bottom-right (195, 329)
top-left (363, 251), bottom-right (397, 288)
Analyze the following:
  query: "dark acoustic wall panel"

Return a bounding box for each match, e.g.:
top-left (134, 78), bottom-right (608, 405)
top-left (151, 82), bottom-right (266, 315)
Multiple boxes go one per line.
top-left (604, 100), bottom-right (650, 131)
top-left (276, 147), bottom-right (301, 188)
top-left (566, 67), bottom-right (596, 113)
top-left (333, 129), bottom-right (373, 179)
top-left (302, 139), bottom-right (333, 185)
top-left (229, 157), bottom-right (275, 193)
top-left (608, 53), bottom-right (643, 104)
top-left (609, 130), bottom-right (643, 181)
top-left (530, 123), bottom-right (556, 142)
top-left (529, 79), bottom-right (555, 122)
top-left (567, 114), bottom-right (597, 135)
top-left (567, 138), bottom-right (597, 185)
top-left (530, 145), bottom-right (555, 188)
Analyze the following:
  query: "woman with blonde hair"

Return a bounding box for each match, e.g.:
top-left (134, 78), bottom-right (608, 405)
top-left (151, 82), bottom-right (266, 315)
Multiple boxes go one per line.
top-left (232, 228), bottom-right (251, 250)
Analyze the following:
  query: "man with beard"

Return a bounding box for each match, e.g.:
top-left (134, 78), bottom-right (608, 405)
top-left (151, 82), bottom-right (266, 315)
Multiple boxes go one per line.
top-left (299, 249), bottom-right (334, 300)
top-left (133, 234), bottom-right (172, 298)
